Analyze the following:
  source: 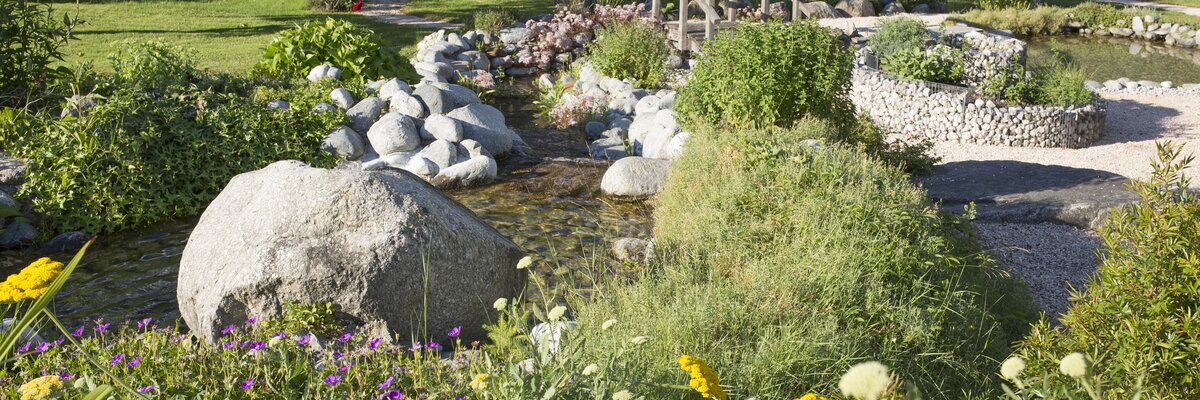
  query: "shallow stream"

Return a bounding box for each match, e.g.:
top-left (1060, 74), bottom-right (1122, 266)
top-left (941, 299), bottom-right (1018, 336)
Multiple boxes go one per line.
top-left (1027, 36), bottom-right (1200, 83)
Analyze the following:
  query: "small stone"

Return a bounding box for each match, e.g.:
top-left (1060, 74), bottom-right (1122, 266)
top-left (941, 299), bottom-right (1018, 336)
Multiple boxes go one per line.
top-left (41, 231), bottom-right (92, 254)
top-left (330, 88), bottom-right (355, 109)
top-left (421, 114), bottom-right (465, 142)
top-left (611, 238), bottom-right (653, 263)
top-left (321, 126), bottom-right (365, 160)
top-left (266, 100), bottom-right (289, 110)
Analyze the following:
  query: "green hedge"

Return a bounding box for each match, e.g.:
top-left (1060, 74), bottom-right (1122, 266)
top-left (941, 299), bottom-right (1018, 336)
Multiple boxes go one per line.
top-left (573, 120), bottom-right (1036, 399)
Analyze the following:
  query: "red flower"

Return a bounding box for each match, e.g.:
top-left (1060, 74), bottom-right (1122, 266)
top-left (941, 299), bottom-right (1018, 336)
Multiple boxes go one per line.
top-left (352, 1), bottom-right (363, 11)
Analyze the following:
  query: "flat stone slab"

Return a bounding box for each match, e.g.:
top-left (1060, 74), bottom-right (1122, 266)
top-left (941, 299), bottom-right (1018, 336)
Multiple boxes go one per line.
top-left (917, 161), bottom-right (1140, 229)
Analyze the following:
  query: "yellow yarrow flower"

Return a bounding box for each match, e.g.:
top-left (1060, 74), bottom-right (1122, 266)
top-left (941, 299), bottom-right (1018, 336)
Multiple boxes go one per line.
top-left (678, 355), bottom-right (727, 400)
top-left (470, 373), bottom-right (490, 390)
top-left (796, 394), bottom-right (830, 400)
top-left (0, 258), bottom-right (64, 303)
top-left (18, 375), bottom-right (64, 400)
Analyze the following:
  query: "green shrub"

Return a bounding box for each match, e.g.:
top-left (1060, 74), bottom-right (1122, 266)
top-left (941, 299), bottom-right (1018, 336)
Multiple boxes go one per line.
top-left (1, 45), bottom-right (343, 234)
top-left (587, 21), bottom-right (672, 87)
top-left (1015, 142), bottom-right (1200, 399)
top-left (573, 120), bottom-right (1036, 399)
top-left (473, 7), bottom-right (518, 36)
top-left (954, 6), bottom-right (1067, 36)
top-left (870, 17), bottom-right (931, 60)
top-left (254, 18), bottom-right (416, 83)
top-left (676, 21), bottom-right (854, 129)
top-left (308, 0), bottom-right (356, 12)
top-left (882, 45), bottom-right (966, 85)
top-left (109, 41), bottom-right (197, 91)
top-left (977, 0), bottom-right (1031, 11)
top-left (981, 60), bottom-right (1093, 107)
top-left (0, 0), bottom-right (78, 107)
top-left (1067, 2), bottom-right (1125, 27)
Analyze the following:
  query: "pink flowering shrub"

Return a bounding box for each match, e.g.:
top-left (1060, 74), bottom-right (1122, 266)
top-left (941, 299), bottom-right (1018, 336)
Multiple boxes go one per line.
top-left (549, 92), bottom-right (606, 128)
top-left (517, 4), bottom-right (656, 69)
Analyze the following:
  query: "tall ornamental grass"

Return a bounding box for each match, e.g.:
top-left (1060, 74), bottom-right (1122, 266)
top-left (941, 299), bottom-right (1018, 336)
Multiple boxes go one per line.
top-left (573, 119), bottom-right (1037, 399)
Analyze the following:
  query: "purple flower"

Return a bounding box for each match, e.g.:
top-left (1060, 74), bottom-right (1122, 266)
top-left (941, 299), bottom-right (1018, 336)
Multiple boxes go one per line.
top-left (247, 341), bottom-right (266, 351)
top-left (71, 326), bottom-right (85, 337)
top-left (34, 342), bottom-right (51, 353)
top-left (108, 354), bottom-right (124, 365)
top-left (59, 373), bottom-right (75, 380)
top-left (377, 376), bottom-right (394, 389)
top-left (369, 338), bottom-right (382, 350)
top-left (297, 335), bottom-right (311, 345)
top-left (245, 316), bottom-right (258, 326)
top-left (137, 385), bottom-right (154, 394)
top-left (324, 375), bottom-right (342, 385)
top-left (337, 364), bottom-right (349, 373)
top-left (427, 341), bottom-right (441, 350)
top-left (127, 356), bottom-right (142, 368)
top-left (221, 325), bottom-right (236, 336)
top-left (94, 323), bottom-right (110, 333)
top-left (338, 332), bottom-right (353, 343)
top-left (15, 342), bottom-right (30, 355)
top-left (223, 341), bottom-right (235, 350)
top-left (241, 378), bottom-right (255, 390)
top-left (408, 342), bottom-right (422, 352)
top-left (333, 351), bottom-right (344, 360)
top-left (273, 331), bottom-right (287, 338)
top-left (137, 317), bottom-right (153, 329)
top-left (52, 339), bottom-right (63, 346)
top-left (381, 391), bottom-right (404, 400)
top-left (447, 326), bottom-right (461, 338)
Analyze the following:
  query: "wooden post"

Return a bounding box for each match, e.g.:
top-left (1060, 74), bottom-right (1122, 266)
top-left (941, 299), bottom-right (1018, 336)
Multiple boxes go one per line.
top-left (761, 0), bottom-right (769, 20)
top-left (680, 0), bottom-right (689, 52)
top-left (792, 0), bottom-right (801, 22)
top-left (705, 0), bottom-right (715, 41)
top-left (652, 0), bottom-right (662, 22)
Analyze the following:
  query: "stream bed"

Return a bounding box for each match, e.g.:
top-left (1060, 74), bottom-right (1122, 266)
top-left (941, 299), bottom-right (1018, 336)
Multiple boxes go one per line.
top-left (1027, 36), bottom-right (1200, 83)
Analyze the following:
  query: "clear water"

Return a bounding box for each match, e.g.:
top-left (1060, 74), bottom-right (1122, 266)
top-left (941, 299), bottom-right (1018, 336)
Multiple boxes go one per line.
top-left (0, 82), bottom-right (653, 328)
top-left (1027, 36), bottom-right (1200, 83)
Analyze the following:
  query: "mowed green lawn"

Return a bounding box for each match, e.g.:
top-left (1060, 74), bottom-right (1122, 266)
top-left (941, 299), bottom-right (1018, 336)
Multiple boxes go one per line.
top-left (47, 0), bottom-right (435, 73)
top-left (402, 0), bottom-right (555, 26)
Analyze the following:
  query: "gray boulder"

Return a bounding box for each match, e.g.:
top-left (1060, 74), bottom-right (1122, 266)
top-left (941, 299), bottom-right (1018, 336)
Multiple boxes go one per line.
top-left (266, 100), bottom-right (289, 110)
top-left (330, 89), bottom-right (355, 110)
top-left (389, 91), bottom-right (428, 120)
top-left (412, 84), bottom-right (454, 115)
top-left (430, 155), bottom-right (498, 188)
top-left (402, 157), bottom-right (439, 178)
top-left (177, 161), bottom-right (525, 343)
top-left (307, 64), bottom-right (331, 82)
top-left (882, 1), bottom-right (905, 14)
top-left (0, 191), bottom-right (15, 208)
top-left (416, 139), bottom-right (459, 170)
top-left (499, 27), bottom-right (531, 45)
top-left (367, 113), bottom-right (421, 154)
top-left (835, 0), bottom-right (875, 17)
top-left (379, 79), bottom-right (412, 101)
top-left (911, 3), bottom-right (930, 13)
top-left (642, 127), bottom-right (677, 160)
top-left (446, 103), bottom-right (514, 156)
top-left (312, 102), bottom-right (337, 113)
top-left (421, 114), bottom-right (465, 142)
top-left (665, 132), bottom-right (690, 160)
top-left (41, 231), bottom-right (91, 254)
top-left (611, 238), bottom-right (653, 263)
top-left (799, 1), bottom-right (840, 19)
top-left (600, 157), bottom-right (672, 198)
top-left (0, 221), bottom-right (37, 249)
top-left (321, 126), bottom-right (365, 160)
top-left (347, 97), bottom-right (387, 133)
top-left (585, 121), bottom-right (608, 140)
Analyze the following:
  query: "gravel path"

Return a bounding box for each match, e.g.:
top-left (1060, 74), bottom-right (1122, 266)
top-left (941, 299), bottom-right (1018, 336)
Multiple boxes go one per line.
top-left (974, 222), bottom-right (1103, 322)
top-left (359, 0), bottom-right (464, 29)
top-left (1094, 0), bottom-right (1200, 17)
top-left (932, 91), bottom-right (1200, 186)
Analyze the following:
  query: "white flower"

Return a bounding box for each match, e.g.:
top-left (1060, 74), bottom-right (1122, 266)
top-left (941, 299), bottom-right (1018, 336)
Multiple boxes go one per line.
top-left (612, 390), bottom-right (634, 400)
top-left (517, 256), bottom-right (533, 270)
top-left (582, 363), bottom-right (600, 376)
top-left (601, 319), bottom-right (617, 330)
top-left (548, 305), bottom-right (567, 321)
top-left (630, 336), bottom-right (649, 345)
top-left (493, 298), bottom-right (508, 311)
top-left (838, 361), bottom-right (890, 400)
top-left (1059, 352), bottom-right (1090, 378)
top-left (268, 336), bottom-right (283, 348)
top-left (1000, 357), bottom-right (1026, 382)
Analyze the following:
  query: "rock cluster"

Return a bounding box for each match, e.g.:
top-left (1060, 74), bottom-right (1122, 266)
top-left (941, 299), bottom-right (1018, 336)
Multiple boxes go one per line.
top-left (851, 68), bottom-right (1107, 148)
top-left (1092, 77), bottom-right (1200, 94)
top-left (940, 26), bottom-right (1028, 87)
top-left (1073, 14), bottom-right (1199, 49)
top-left (307, 66), bottom-right (531, 189)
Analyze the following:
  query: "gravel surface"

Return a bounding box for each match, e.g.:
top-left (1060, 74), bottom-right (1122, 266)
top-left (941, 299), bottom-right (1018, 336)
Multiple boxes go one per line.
top-left (931, 91), bottom-right (1200, 187)
top-left (974, 222), bottom-right (1103, 322)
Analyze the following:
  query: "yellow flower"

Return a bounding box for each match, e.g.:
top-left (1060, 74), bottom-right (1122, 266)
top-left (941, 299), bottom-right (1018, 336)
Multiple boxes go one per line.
top-left (678, 355), bottom-right (727, 400)
top-left (796, 394), bottom-right (830, 400)
top-left (18, 375), bottom-right (64, 400)
top-left (470, 373), bottom-right (490, 390)
top-left (1, 258), bottom-right (64, 303)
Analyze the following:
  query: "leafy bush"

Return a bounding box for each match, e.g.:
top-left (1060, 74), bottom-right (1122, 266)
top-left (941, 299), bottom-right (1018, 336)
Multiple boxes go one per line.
top-left (981, 60), bottom-right (1094, 107)
top-left (1, 44), bottom-right (343, 234)
top-left (573, 120), bottom-right (1036, 399)
top-left (1015, 142), bottom-right (1200, 399)
top-left (882, 45), bottom-right (966, 85)
top-left (473, 7), bottom-right (518, 36)
top-left (308, 0), bottom-right (356, 12)
top-left (676, 21), bottom-right (855, 129)
top-left (0, 0), bottom-right (78, 107)
top-left (977, 0), bottom-right (1031, 11)
top-left (254, 18), bottom-right (416, 83)
top-left (870, 17), bottom-right (931, 60)
top-left (1067, 2), bottom-right (1125, 28)
top-left (954, 6), bottom-right (1067, 36)
top-left (587, 21), bottom-right (671, 87)
top-left (109, 41), bottom-right (197, 91)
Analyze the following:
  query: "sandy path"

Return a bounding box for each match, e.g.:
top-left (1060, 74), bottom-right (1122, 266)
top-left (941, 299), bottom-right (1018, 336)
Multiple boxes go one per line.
top-left (359, 0), bottom-right (464, 29)
top-left (932, 91), bottom-right (1200, 186)
top-left (1095, 0), bottom-right (1200, 17)
top-left (974, 222), bottom-right (1102, 321)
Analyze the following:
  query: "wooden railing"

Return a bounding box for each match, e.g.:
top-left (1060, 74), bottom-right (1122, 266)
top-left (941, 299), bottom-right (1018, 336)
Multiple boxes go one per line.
top-left (652, 0), bottom-right (809, 52)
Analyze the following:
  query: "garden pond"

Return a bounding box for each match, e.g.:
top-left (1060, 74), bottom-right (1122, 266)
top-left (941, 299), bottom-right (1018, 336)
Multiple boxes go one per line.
top-left (1028, 35), bottom-right (1200, 83)
top-left (0, 81), bottom-right (654, 328)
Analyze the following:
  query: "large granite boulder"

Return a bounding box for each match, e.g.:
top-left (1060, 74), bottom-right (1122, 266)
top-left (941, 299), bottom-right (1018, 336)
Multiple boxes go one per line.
top-left (446, 103), bottom-right (515, 156)
top-left (600, 157), bottom-right (671, 198)
top-left (835, 0), bottom-right (875, 17)
top-left (177, 161), bottom-right (525, 343)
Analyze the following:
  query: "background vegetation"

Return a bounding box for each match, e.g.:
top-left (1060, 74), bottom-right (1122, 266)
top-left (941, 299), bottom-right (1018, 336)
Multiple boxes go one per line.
top-left (587, 21), bottom-right (672, 87)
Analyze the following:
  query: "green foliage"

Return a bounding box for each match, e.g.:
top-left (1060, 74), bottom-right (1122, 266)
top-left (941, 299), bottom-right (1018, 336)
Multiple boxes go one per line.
top-left (954, 6), bottom-right (1067, 36)
top-left (108, 41), bottom-right (197, 92)
top-left (253, 18), bottom-right (417, 83)
top-left (677, 21), bottom-right (854, 129)
top-left (1066, 2), bottom-right (1125, 27)
top-left (977, 0), bottom-right (1031, 11)
top-left (870, 17), bottom-right (931, 60)
top-left (574, 120), bottom-right (1036, 399)
top-left (981, 59), bottom-right (1094, 107)
top-left (1016, 142), bottom-right (1200, 399)
top-left (308, 0), bottom-right (356, 12)
top-left (0, 44), bottom-right (343, 234)
top-left (473, 7), bottom-right (518, 36)
top-left (0, 0), bottom-right (78, 107)
top-left (882, 45), bottom-right (967, 85)
top-left (264, 301), bottom-right (344, 337)
top-left (587, 21), bottom-right (672, 87)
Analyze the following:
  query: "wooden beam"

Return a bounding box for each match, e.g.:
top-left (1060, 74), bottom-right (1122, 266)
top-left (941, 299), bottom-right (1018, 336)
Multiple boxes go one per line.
top-left (761, 0), bottom-right (769, 20)
top-left (705, 0), bottom-right (715, 40)
top-left (792, 0), bottom-right (802, 22)
top-left (652, 0), bottom-right (662, 21)
top-left (680, 0), bottom-right (689, 54)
